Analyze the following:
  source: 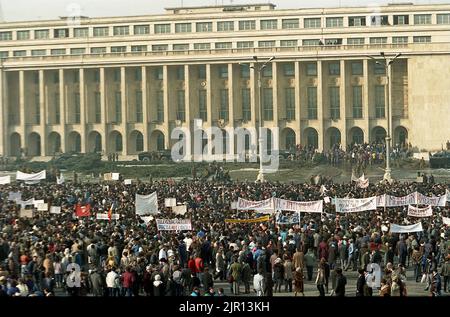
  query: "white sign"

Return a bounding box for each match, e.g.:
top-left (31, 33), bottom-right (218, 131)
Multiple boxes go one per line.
top-left (156, 219), bottom-right (192, 231)
top-left (56, 174), bottom-right (65, 185)
top-left (237, 197), bottom-right (274, 212)
top-left (275, 211), bottom-right (300, 225)
top-left (16, 170), bottom-right (46, 181)
top-left (124, 179), bottom-right (132, 185)
top-left (50, 206), bottom-right (62, 214)
top-left (17, 198), bottom-right (35, 208)
top-left (390, 222), bottom-right (423, 233)
top-left (33, 200), bottom-right (45, 207)
top-left (274, 198), bottom-right (323, 213)
top-left (140, 216), bottom-right (153, 224)
top-left (96, 213), bottom-right (120, 220)
top-left (135, 192), bottom-right (158, 215)
top-left (112, 173), bottom-right (120, 181)
top-left (165, 198), bottom-right (177, 207)
top-left (36, 203), bottom-right (49, 211)
top-left (20, 209), bottom-right (33, 218)
top-left (335, 197), bottom-right (377, 213)
top-left (0, 176), bottom-right (11, 185)
top-left (407, 205), bottom-right (432, 217)
top-left (230, 201), bottom-right (238, 209)
top-left (172, 205), bottom-right (188, 215)
top-left (442, 216), bottom-right (450, 226)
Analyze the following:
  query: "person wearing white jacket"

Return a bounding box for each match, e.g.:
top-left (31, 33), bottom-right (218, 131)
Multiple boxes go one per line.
top-left (105, 268), bottom-right (120, 297)
top-left (253, 269), bottom-right (265, 297)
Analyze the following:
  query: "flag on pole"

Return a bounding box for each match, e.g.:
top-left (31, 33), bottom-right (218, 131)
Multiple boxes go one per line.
top-left (75, 203), bottom-right (91, 217)
top-left (108, 202), bottom-right (115, 222)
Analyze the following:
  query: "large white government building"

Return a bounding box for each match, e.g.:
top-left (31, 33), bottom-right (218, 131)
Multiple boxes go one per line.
top-left (0, 2), bottom-right (449, 160)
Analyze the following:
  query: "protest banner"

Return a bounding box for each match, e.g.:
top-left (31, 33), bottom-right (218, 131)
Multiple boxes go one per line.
top-left (274, 198), bottom-right (323, 213)
top-left (135, 192), bottom-right (158, 215)
top-left (156, 219), bottom-right (192, 231)
top-left (17, 198), bottom-right (35, 208)
top-left (390, 222), bottom-right (423, 233)
top-left (50, 206), bottom-right (62, 214)
top-left (124, 179), bottom-right (132, 185)
top-left (20, 209), bottom-right (33, 218)
top-left (103, 173), bottom-right (113, 181)
top-left (16, 170), bottom-right (46, 181)
top-left (112, 173), bottom-right (120, 181)
top-left (165, 198), bottom-right (177, 207)
top-left (36, 203), bottom-right (49, 211)
top-left (0, 175), bottom-right (11, 185)
top-left (275, 212), bottom-right (300, 225)
top-left (416, 192), bottom-right (447, 207)
top-left (237, 197), bottom-right (274, 212)
top-left (407, 205), bottom-right (432, 217)
top-left (33, 200), bottom-right (44, 207)
top-left (225, 215), bottom-right (271, 224)
top-left (96, 213), bottom-right (120, 220)
top-left (335, 197), bottom-right (377, 213)
top-left (442, 216), bottom-right (450, 226)
top-left (56, 175), bottom-right (65, 185)
top-left (172, 205), bottom-right (187, 215)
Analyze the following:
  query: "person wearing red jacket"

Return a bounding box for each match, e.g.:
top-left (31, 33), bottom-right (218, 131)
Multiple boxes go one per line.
top-left (121, 266), bottom-right (135, 297)
top-left (188, 256), bottom-right (197, 275)
top-left (195, 255), bottom-right (204, 280)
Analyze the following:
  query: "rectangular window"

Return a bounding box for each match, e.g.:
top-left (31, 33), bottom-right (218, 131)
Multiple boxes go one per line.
top-left (393, 36), bottom-right (408, 44)
top-left (302, 39), bottom-right (320, 46)
top-left (242, 88), bottom-right (251, 121)
top-left (217, 21), bottom-right (234, 31)
top-left (352, 86), bottom-right (362, 118)
top-left (283, 63), bottom-right (295, 76)
top-left (324, 38), bottom-right (342, 45)
top-left (111, 46), bottom-right (126, 53)
top-left (115, 91), bottom-right (122, 123)
top-left (74, 93), bottom-right (81, 124)
top-left (373, 62), bottom-right (386, 74)
top-left (94, 70), bottom-right (100, 83)
top-left (156, 91), bottom-right (164, 121)
top-left (155, 24), bottom-right (171, 34)
top-left (152, 44), bottom-right (168, 51)
top-left (17, 31), bottom-right (30, 40)
top-left (347, 38), bottom-right (365, 45)
top-left (237, 41), bottom-right (254, 49)
top-left (0, 51), bottom-right (8, 59)
top-left (258, 41), bottom-right (275, 48)
top-left (91, 47), bottom-right (106, 54)
top-left (136, 90), bottom-right (143, 122)
top-left (0, 31), bottom-right (12, 41)
top-left (375, 85), bottom-right (385, 118)
top-left (240, 64), bottom-right (250, 78)
top-left (196, 22), bottom-right (212, 32)
top-left (306, 63), bottom-right (317, 76)
top-left (177, 90), bottom-right (186, 122)
top-left (370, 37), bottom-right (387, 44)
top-left (437, 13), bottom-right (450, 24)
top-left (74, 27), bottom-right (88, 38)
top-left (135, 68), bottom-right (142, 82)
top-left (94, 92), bottom-right (101, 123)
top-left (31, 49), bottom-right (46, 56)
top-left (263, 88), bottom-right (273, 121)
top-left (394, 15), bottom-right (409, 25)
top-left (54, 93), bottom-right (60, 124)
top-left (51, 49), bottom-right (66, 55)
top-left (54, 28), bottom-right (69, 38)
top-left (93, 27), bottom-right (109, 37)
top-left (239, 20), bottom-right (256, 30)
top-left (307, 87), bottom-right (317, 119)
top-left (329, 87), bottom-right (340, 119)
top-left (176, 66), bottom-right (185, 80)
top-left (131, 45), bottom-right (147, 52)
top-left (351, 62), bottom-right (363, 75)
top-left (114, 69), bottom-right (121, 82)
top-left (194, 43), bottom-right (210, 50)
top-left (219, 89), bottom-right (229, 121)
top-left (113, 26), bottom-right (129, 36)
top-left (326, 17), bottom-right (343, 28)
top-left (175, 23), bottom-right (192, 33)
top-left (215, 42), bottom-right (232, 49)
top-left (199, 90), bottom-right (207, 121)
top-left (282, 18), bottom-right (299, 29)
top-left (134, 25), bottom-right (149, 35)
top-left (328, 62), bottom-right (340, 75)
top-left (304, 18), bottom-right (321, 28)
top-left (13, 50), bottom-right (26, 57)
top-left (71, 48), bottom-right (85, 55)
top-left (280, 40), bottom-right (297, 47)
top-left (35, 92), bottom-right (40, 124)
top-left (173, 44), bottom-right (189, 51)
top-left (34, 72), bottom-right (40, 85)
top-left (414, 14), bottom-right (431, 25)
top-left (219, 65), bottom-right (228, 79)
top-left (34, 29), bottom-right (49, 39)
top-left (285, 88), bottom-right (295, 120)
top-left (198, 65), bottom-right (206, 79)
top-left (348, 16), bottom-right (366, 27)
top-left (262, 64), bottom-right (272, 77)
top-left (260, 19), bottom-right (278, 30)
top-left (53, 72), bottom-right (59, 84)
top-left (413, 36), bottom-right (431, 43)
top-left (370, 15), bottom-right (389, 26)
top-left (74, 71), bottom-right (79, 83)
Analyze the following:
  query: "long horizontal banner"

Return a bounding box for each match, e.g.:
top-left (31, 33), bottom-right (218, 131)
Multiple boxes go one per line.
top-left (390, 222), bottom-right (423, 233)
top-left (0, 176), bottom-right (11, 185)
top-left (16, 170), bottom-right (46, 181)
top-left (407, 205), bottom-right (432, 218)
top-left (237, 197), bottom-right (323, 213)
top-left (156, 219), bottom-right (192, 231)
top-left (335, 196), bottom-right (377, 213)
top-left (237, 197), bottom-right (274, 212)
top-left (225, 215), bottom-right (271, 224)
top-left (96, 213), bottom-right (120, 220)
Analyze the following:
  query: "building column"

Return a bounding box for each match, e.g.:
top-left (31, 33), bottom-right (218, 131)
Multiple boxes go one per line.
top-left (0, 69), bottom-right (6, 156)
top-left (141, 66), bottom-right (149, 151)
top-left (121, 66), bottom-right (128, 155)
top-left (227, 63), bottom-right (235, 159)
top-left (317, 61), bottom-right (324, 152)
top-left (100, 67), bottom-right (108, 154)
top-left (363, 59), bottom-right (370, 143)
top-left (78, 68), bottom-right (85, 153)
top-left (58, 69), bottom-right (66, 153)
top-left (340, 60), bottom-right (347, 148)
top-left (163, 65), bottom-right (170, 149)
top-left (294, 61), bottom-right (301, 145)
top-left (206, 64), bottom-right (213, 156)
top-left (39, 70), bottom-right (46, 156)
top-left (272, 62), bottom-right (279, 124)
top-left (184, 64), bottom-right (192, 159)
top-left (250, 62), bottom-right (258, 148)
top-left (19, 71), bottom-right (26, 152)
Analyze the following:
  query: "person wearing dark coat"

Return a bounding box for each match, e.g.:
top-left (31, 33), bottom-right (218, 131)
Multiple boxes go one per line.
top-left (356, 269), bottom-right (366, 296)
top-left (89, 269), bottom-right (104, 296)
top-left (335, 268), bottom-right (347, 296)
top-left (201, 267), bottom-right (214, 292)
top-left (153, 274), bottom-right (165, 296)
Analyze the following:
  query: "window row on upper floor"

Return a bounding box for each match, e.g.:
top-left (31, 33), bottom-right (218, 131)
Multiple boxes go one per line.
top-left (0, 12), bottom-right (449, 41)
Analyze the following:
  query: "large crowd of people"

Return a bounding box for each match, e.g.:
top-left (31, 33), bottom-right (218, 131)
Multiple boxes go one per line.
top-left (0, 176), bottom-right (448, 297)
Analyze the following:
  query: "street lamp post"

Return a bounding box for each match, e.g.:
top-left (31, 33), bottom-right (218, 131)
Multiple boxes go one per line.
top-left (250, 56), bottom-right (275, 182)
top-left (368, 52), bottom-right (401, 183)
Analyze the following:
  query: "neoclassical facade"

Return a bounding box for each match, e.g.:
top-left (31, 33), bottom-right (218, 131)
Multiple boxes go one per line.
top-left (0, 3), bottom-right (449, 159)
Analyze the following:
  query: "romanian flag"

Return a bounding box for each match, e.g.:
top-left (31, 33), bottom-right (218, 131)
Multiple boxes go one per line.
top-left (75, 203), bottom-right (91, 217)
top-left (108, 202), bottom-right (115, 222)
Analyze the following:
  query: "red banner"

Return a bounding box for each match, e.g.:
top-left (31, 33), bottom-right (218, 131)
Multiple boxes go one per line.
top-left (75, 204), bottom-right (91, 217)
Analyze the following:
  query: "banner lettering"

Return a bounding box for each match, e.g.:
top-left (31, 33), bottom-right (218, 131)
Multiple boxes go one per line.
top-left (407, 205), bottom-right (432, 217)
top-left (225, 215), bottom-right (271, 224)
top-left (156, 219), bottom-right (192, 231)
top-left (390, 222), bottom-right (423, 233)
top-left (335, 197), bottom-right (377, 213)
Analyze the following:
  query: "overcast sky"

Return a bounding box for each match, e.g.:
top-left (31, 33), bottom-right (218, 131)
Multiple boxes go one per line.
top-left (1, 0), bottom-right (449, 21)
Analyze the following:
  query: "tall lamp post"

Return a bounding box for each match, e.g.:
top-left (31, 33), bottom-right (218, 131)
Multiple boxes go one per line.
top-left (250, 56), bottom-right (275, 182)
top-left (368, 52), bottom-right (401, 183)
